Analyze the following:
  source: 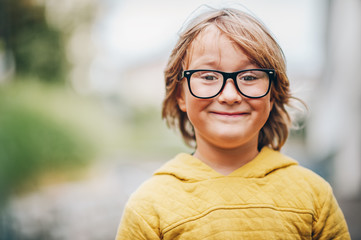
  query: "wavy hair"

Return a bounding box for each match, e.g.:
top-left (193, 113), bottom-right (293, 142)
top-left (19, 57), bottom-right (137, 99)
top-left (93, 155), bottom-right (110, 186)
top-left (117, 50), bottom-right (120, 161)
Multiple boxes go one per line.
top-left (162, 7), bottom-right (301, 151)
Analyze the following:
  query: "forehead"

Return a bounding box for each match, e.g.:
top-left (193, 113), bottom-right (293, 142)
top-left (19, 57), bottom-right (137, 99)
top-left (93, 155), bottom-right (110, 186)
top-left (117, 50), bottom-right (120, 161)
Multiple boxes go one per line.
top-left (191, 25), bottom-right (238, 52)
top-left (185, 25), bottom-right (252, 70)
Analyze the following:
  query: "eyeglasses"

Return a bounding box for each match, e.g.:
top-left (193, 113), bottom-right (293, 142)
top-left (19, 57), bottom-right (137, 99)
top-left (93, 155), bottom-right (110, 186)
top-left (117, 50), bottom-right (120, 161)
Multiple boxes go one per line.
top-left (181, 69), bottom-right (275, 99)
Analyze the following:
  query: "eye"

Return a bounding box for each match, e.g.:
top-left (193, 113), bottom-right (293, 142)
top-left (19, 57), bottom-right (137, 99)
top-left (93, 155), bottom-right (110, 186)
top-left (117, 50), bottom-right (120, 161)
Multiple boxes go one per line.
top-left (192, 71), bottom-right (221, 82)
top-left (238, 71), bottom-right (264, 82)
top-left (201, 73), bottom-right (219, 81)
top-left (241, 75), bottom-right (257, 81)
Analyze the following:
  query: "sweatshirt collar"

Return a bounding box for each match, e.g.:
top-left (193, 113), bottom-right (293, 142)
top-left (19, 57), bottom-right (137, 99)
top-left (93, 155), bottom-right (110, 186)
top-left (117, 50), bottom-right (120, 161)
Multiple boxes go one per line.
top-left (154, 147), bottom-right (298, 181)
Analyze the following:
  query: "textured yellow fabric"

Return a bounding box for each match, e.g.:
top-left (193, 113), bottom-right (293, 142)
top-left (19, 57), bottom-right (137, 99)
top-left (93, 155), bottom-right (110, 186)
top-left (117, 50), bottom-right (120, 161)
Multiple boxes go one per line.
top-left (116, 147), bottom-right (350, 239)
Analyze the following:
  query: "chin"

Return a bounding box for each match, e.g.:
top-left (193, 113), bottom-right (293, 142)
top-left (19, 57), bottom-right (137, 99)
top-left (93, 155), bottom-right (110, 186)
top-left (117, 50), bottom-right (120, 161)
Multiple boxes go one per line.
top-left (211, 135), bottom-right (256, 150)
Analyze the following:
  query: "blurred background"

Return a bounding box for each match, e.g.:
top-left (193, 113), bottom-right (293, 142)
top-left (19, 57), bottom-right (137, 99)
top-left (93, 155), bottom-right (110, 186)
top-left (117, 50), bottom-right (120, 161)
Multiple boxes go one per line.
top-left (0, 0), bottom-right (360, 239)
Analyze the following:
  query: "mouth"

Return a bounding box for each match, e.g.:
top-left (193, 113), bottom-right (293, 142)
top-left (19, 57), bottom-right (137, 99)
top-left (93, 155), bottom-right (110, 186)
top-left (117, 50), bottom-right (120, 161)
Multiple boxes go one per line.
top-left (210, 111), bottom-right (249, 117)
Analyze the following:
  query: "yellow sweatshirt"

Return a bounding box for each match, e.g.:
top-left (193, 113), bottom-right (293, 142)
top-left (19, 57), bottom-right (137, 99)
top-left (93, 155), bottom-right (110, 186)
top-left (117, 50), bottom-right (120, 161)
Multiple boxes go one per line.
top-left (116, 147), bottom-right (350, 239)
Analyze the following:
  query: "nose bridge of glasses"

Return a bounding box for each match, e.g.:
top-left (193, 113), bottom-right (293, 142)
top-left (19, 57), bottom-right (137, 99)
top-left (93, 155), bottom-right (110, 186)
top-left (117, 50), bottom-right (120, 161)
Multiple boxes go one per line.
top-left (222, 72), bottom-right (239, 88)
top-left (222, 72), bottom-right (237, 81)
top-left (220, 72), bottom-right (241, 96)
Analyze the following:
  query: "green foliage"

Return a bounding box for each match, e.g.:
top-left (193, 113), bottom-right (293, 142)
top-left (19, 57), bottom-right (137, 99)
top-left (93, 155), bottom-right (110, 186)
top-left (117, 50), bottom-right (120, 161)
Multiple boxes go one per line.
top-left (0, 0), bottom-right (66, 82)
top-left (0, 83), bottom-right (96, 206)
top-left (14, 25), bottom-right (66, 82)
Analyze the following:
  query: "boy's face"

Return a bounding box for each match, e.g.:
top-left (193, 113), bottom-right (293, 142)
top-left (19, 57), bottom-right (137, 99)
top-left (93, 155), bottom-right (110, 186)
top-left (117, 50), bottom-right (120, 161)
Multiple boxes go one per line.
top-left (177, 25), bottom-right (273, 151)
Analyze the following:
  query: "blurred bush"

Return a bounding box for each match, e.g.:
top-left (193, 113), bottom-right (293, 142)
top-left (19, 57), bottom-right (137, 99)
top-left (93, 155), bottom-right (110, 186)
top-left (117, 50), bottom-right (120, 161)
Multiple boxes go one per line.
top-left (0, 82), bottom-right (96, 206)
top-left (0, 0), bottom-right (66, 83)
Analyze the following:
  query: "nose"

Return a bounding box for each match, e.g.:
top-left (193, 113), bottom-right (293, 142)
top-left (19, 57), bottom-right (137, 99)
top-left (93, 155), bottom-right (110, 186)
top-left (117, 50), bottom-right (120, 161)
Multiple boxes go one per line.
top-left (218, 78), bottom-right (243, 104)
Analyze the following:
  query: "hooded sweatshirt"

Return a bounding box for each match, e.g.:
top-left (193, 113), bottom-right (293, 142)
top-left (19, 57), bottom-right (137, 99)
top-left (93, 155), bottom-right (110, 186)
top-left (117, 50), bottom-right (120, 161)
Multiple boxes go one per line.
top-left (116, 147), bottom-right (350, 240)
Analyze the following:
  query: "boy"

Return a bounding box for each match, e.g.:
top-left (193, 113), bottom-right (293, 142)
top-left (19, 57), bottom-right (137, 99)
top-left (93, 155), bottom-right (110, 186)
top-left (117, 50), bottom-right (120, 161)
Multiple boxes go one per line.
top-left (116, 7), bottom-right (350, 239)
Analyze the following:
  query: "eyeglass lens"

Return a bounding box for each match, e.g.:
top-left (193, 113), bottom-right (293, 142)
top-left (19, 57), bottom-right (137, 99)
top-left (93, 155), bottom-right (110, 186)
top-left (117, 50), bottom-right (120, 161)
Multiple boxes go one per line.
top-left (189, 70), bottom-right (270, 98)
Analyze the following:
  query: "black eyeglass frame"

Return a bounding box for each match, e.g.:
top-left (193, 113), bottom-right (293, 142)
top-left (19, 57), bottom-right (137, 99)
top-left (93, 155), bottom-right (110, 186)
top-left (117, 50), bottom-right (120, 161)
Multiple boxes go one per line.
top-left (181, 68), bottom-right (275, 99)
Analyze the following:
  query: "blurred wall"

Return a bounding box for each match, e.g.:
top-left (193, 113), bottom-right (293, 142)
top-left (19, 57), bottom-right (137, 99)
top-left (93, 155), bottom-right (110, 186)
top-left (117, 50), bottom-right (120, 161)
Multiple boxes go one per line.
top-left (308, 0), bottom-right (361, 198)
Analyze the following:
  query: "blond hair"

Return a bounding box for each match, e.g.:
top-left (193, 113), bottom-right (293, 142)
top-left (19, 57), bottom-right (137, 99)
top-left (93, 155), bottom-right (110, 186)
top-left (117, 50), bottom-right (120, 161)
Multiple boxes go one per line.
top-left (162, 7), bottom-right (297, 151)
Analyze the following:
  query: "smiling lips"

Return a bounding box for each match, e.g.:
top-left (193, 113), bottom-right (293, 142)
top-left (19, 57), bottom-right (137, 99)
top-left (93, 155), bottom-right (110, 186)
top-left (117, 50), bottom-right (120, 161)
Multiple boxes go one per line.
top-left (210, 111), bottom-right (249, 117)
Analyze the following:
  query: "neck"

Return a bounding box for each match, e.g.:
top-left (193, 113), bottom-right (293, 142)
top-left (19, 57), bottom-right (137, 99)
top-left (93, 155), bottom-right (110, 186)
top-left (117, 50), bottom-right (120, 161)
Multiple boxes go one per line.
top-left (194, 138), bottom-right (259, 176)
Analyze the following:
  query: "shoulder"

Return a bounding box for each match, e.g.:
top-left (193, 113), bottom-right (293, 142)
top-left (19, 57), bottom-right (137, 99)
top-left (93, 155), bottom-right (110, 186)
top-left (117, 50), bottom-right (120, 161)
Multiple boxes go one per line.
top-left (123, 153), bottom-right (203, 223)
top-left (280, 165), bottom-right (350, 239)
top-left (125, 158), bottom-right (189, 215)
top-left (127, 174), bottom-right (176, 205)
top-left (268, 158), bottom-right (333, 202)
top-left (262, 150), bottom-right (334, 208)
top-left (117, 175), bottom-right (167, 239)
top-left (271, 159), bottom-right (338, 218)
top-left (284, 164), bottom-right (332, 193)
top-left (259, 148), bottom-right (332, 193)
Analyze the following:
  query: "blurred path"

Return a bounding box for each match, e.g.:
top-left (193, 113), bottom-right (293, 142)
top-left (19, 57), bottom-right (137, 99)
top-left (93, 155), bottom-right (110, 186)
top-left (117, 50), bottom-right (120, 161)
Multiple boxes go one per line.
top-left (6, 155), bottom-right (164, 240)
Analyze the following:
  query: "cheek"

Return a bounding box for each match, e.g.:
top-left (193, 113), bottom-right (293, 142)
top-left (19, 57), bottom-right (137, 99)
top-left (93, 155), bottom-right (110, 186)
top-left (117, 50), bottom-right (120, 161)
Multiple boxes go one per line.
top-left (178, 81), bottom-right (210, 114)
top-left (264, 100), bottom-right (274, 122)
top-left (250, 97), bottom-right (273, 119)
top-left (184, 98), bottom-right (211, 124)
top-left (261, 94), bottom-right (273, 110)
top-left (185, 97), bottom-right (203, 116)
top-left (263, 99), bottom-right (273, 114)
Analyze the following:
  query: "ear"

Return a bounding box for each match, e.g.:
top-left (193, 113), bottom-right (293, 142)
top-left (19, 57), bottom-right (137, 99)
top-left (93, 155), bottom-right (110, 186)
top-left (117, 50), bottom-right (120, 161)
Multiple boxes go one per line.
top-left (176, 84), bottom-right (187, 112)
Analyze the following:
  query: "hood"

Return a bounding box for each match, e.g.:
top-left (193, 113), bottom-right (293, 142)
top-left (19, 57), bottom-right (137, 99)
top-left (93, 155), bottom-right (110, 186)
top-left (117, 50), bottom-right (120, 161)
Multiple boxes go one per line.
top-left (154, 147), bottom-right (298, 182)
